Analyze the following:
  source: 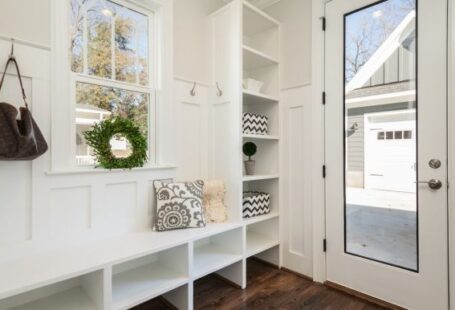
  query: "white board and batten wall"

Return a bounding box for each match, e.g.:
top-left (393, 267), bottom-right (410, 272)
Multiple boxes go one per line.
top-left (0, 1), bottom-right (285, 310)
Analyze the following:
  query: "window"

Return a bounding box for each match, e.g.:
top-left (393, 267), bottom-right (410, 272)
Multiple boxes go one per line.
top-left (394, 131), bottom-right (403, 140)
top-left (70, 0), bottom-right (154, 165)
top-left (404, 130), bottom-right (412, 139)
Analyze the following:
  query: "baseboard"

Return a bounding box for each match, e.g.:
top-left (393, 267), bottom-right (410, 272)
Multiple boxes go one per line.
top-left (280, 267), bottom-right (313, 282)
top-left (324, 281), bottom-right (406, 310)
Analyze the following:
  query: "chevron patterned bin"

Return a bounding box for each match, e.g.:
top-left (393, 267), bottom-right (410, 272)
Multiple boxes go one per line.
top-left (242, 192), bottom-right (270, 218)
top-left (243, 113), bottom-right (268, 135)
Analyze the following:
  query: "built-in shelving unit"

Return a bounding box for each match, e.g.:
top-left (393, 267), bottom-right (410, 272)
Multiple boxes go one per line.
top-left (0, 224), bottom-right (254, 310)
top-left (241, 0), bottom-right (281, 278)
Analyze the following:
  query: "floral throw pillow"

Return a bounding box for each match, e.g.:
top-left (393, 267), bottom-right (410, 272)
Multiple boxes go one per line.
top-left (153, 180), bottom-right (206, 231)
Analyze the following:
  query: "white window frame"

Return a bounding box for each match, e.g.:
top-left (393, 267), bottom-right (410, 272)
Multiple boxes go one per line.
top-left (71, 0), bottom-right (156, 166)
top-left (51, 0), bottom-right (174, 172)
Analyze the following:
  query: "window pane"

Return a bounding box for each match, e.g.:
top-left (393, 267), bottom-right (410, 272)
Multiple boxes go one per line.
top-left (86, 0), bottom-right (113, 78)
top-left (115, 4), bottom-right (149, 85)
top-left (404, 130), bottom-right (412, 139)
top-left (344, 0), bottom-right (417, 271)
top-left (70, 0), bottom-right (149, 85)
top-left (70, 0), bottom-right (84, 73)
top-left (75, 82), bottom-right (149, 165)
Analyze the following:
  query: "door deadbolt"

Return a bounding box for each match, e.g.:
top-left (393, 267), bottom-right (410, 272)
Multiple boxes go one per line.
top-left (429, 159), bottom-right (441, 169)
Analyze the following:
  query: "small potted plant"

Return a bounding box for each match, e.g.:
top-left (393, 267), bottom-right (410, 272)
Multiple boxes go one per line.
top-left (243, 142), bottom-right (257, 175)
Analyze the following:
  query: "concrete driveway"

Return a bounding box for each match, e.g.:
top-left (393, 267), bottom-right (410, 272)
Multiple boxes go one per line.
top-left (345, 188), bottom-right (417, 270)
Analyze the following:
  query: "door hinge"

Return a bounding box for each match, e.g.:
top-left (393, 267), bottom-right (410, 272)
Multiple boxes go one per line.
top-left (322, 91), bottom-right (326, 105)
top-left (323, 239), bottom-right (327, 252)
top-left (322, 165), bottom-right (326, 178)
top-left (321, 17), bottom-right (326, 31)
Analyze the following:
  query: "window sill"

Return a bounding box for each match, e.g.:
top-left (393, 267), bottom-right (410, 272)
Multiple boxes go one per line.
top-left (46, 164), bottom-right (177, 176)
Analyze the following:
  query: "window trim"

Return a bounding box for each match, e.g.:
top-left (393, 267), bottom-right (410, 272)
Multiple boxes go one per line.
top-left (51, 0), bottom-right (173, 172)
top-left (71, 0), bottom-right (157, 166)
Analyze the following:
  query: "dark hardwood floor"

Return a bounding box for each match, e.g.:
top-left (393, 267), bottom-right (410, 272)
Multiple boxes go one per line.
top-left (134, 259), bottom-right (388, 310)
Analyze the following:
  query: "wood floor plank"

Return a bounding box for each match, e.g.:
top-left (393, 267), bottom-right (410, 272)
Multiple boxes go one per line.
top-left (133, 259), bottom-right (389, 310)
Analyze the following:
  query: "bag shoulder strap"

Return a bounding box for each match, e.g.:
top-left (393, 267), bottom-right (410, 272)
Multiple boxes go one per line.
top-left (0, 56), bottom-right (28, 109)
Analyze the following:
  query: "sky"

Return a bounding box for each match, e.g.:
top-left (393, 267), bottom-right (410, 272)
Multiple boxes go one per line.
top-left (344, 0), bottom-right (416, 82)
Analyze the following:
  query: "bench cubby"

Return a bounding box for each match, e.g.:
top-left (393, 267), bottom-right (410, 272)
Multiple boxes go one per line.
top-left (111, 244), bottom-right (189, 310)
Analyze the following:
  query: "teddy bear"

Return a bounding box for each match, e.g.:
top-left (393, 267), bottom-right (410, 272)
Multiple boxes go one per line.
top-left (203, 180), bottom-right (228, 223)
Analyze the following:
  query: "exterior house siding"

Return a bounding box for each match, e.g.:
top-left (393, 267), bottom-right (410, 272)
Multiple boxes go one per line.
top-left (363, 45), bottom-right (415, 88)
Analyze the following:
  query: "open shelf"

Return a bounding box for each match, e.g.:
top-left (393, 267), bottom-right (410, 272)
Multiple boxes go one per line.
top-left (243, 90), bottom-right (279, 104)
top-left (243, 212), bottom-right (279, 225)
top-left (243, 1), bottom-right (279, 36)
top-left (193, 228), bottom-right (243, 279)
top-left (0, 271), bottom-right (104, 310)
top-left (112, 244), bottom-right (188, 310)
top-left (247, 232), bottom-right (279, 258)
top-left (246, 218), bottom-right (279, 258)
top-left (243, 174), bottom-right (279, 182)
top-left (243, 133), bottom-right (279, 140)
top-left (243, 45), bottom-right (278, 71)
top-left (243, 178), bottom-right (279, 221)
top-left (7, 288), bottom-right (99, 310)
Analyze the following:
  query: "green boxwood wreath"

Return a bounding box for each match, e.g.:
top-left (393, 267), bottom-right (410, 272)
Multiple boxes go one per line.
top-left (83, 117), bottom-right (148, 169)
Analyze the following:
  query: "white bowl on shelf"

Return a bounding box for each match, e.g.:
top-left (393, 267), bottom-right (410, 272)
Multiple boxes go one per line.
top-left (243, 78), bottom-right (264, 93)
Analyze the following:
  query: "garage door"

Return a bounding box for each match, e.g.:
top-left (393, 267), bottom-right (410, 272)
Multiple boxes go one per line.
top-left (364, 111), bottom-right (416, 193)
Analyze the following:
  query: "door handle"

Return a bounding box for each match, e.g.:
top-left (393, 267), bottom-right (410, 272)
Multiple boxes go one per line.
top-left (416, 179), bottom-right (443, 190)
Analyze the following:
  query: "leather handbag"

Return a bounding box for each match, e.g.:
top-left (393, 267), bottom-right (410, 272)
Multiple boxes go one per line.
top-left (0, 56), bottom-right (48, 160)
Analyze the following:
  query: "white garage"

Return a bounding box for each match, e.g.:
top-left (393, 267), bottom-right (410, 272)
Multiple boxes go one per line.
top-left (363, 110), bottom-right (416, 193)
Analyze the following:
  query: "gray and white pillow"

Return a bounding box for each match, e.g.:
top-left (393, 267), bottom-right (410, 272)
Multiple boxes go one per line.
top-left (153, 180), bottom-right (206, 231)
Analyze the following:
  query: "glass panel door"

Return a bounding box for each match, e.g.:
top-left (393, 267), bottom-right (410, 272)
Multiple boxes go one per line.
top-left (325, 0), bottom-right (448, 307)
top-left (344, 0), bottom-right (418, 271)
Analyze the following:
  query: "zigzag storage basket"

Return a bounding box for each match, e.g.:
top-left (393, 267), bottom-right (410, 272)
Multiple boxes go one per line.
top-left (243, 112), bottom-right (268, 135)
top-left (243, 191), bottom-right (271, 218)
